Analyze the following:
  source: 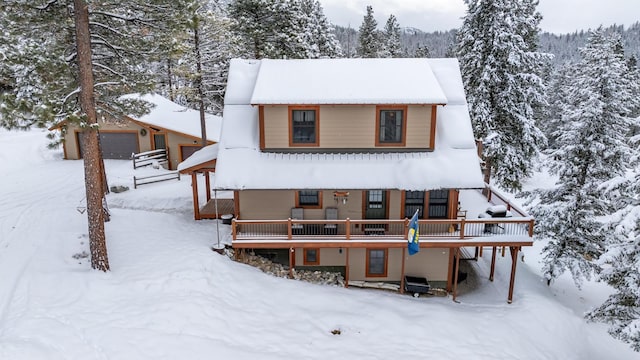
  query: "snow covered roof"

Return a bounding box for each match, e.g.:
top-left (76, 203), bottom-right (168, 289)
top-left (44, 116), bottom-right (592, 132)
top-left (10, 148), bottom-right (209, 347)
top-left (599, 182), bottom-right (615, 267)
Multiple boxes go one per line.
top-left (250, 58), bottom-right (448, 105)
top-left (212, 58), bottom-right (484, 190)
top-left (122, 93), bottom-right (222, 142)
top-left (177, 143), bottom-right (219, 173)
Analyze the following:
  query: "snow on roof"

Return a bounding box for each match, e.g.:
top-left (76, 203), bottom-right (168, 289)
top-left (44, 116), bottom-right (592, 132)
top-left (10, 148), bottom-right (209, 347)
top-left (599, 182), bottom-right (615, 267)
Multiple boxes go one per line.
top-left (177, 143), bottom-right (219, 173)
top-left (122, 93), bottom-right (222, 142)
top-left (250, 58), bottom-right (448, 105)
top-left (211, 58), bottom-right (483, 191)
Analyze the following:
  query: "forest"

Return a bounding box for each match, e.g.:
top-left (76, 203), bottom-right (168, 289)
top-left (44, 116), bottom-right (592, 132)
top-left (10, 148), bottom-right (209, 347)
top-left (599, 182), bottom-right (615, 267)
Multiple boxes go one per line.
top-left (0, 0), bottom-right (638, 353)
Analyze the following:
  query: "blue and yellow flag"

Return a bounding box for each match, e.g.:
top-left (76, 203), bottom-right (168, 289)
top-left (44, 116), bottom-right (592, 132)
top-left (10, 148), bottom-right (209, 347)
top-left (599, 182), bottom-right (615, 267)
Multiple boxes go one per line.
top-left (407, 209), bottom-right (420, 255)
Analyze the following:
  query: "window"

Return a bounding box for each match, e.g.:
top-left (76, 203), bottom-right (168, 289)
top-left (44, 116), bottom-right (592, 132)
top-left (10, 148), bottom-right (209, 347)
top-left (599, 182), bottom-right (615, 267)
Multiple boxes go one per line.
top-left (296, 190), bottom-right (322, 209)
top-left (304, 249), bottom-right (320, 265)
top-left (376, 106), bottom-right (407, 146)
top-left (290, 107), bottom-right (319, 146)
top-left (428, 189), bottom-right (449, 219)
top-left (366, 249), bottom-right (388, 277)
top-left (368, 190), bottom-right (384, 209)
top-left (404, 191), bottom-right (425, 218)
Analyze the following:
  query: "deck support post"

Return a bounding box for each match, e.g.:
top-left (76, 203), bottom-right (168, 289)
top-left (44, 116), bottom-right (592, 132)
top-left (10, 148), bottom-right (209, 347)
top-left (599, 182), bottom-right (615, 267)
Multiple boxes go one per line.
top-left (191, 172), bottom-right (200, 220)
top-left (507, 246), bottom-right (518, 304)
top-left (400, 247), bottom-right (406, 294)
top-left (452, 248), bottom-right (460, 302)
top-left (289, 247), bottom-right (294, 279)
top-left (479, 246), bottom-right (483, 257)
top-left (489, 246), bottom-right (497, 281)
top-left (345, 247), bottom-right (350, 288)
top-left (446, 247), bottom-right (455, 292)
top-left (205, 171), bottom-right (211, 202)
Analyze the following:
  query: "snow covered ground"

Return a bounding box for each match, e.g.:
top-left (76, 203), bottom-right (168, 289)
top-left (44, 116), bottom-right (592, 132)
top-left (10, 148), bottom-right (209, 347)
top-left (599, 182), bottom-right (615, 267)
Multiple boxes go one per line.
top-left (0, 128), bottom-right (636, 359)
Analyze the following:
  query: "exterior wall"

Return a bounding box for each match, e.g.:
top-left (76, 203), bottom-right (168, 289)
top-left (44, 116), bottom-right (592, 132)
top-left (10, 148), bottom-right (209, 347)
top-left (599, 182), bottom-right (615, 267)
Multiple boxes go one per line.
top-left (64, 118), bottom-right (149, 160)
top-left (61, 119), bottom-right (207, 170)
top-left (262, 105), bottom-right (432, 150)
top-left (295, 248), bottom-right (346, 266)
top-left (348, 248), bottom-right (403, 281)
top-left (404, 248), bottom-right (450, 282)
top-left (238, 189), bottom-right (406, 220)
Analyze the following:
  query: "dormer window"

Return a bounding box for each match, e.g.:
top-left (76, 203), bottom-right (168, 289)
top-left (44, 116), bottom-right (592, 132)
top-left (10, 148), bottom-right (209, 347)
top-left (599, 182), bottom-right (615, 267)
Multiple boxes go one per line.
top-left (290, 106), bottom-right (319, 146)
top-left (376, 105), bottom-right (407, 146)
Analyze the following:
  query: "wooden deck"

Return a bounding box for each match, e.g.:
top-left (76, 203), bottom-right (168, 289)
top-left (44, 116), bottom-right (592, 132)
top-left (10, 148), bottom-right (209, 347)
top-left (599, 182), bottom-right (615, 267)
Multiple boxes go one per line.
top-left (200, 199), bottom-right (235, 219)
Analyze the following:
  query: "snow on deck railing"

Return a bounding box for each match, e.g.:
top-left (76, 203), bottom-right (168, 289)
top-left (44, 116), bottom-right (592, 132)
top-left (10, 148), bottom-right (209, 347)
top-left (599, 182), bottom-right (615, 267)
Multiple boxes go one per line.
top-left (231, 218), bottom-right (534, 242)
top-left (484, 183), bottom-right (531, 218)
top-left (132, 149), bottom-right (169, 169)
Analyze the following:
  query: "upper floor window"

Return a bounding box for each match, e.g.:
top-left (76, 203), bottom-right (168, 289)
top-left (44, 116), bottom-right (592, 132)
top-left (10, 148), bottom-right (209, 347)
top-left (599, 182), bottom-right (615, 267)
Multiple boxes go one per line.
top-left (290, 106), bottom-right (319, 146)
top-left (376, 106), bottom-right (407, 146)
top-left (404, 191), bottom-right (425, 218)
top-left (296, 190), bottom-right (322, 209)
top-left (428, 189), bottom-right (449, 219)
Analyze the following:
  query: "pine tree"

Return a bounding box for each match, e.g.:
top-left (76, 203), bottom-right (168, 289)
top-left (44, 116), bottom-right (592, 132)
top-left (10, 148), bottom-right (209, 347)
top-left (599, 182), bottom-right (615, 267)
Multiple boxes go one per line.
top-left (356, 5), bottom-right (380, 58)
top-left (529, 28), bottom-right (637, 286)
top-left (381, 14), bottom-right (402, 58)
top-left (0, 0), bottom-right (185, 270)
top-left (228, 0), bottom-right (339, 59)
top-left (414, 44), bottom-right (431, 58)
top-left (457, 0), bottom-right (549, 191)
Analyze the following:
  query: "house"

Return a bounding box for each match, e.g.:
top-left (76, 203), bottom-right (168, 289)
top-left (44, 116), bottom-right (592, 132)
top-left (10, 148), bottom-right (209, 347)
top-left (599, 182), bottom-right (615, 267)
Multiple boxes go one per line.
top-left (49, 93), bottom-right (222, 170)
top-left (198, 58), bottom-right (534, 302)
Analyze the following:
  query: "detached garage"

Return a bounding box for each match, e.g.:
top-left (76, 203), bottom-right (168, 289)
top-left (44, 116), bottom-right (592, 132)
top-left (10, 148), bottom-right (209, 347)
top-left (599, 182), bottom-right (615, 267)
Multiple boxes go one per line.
top-left (77, 131), bottom-right (139, 160)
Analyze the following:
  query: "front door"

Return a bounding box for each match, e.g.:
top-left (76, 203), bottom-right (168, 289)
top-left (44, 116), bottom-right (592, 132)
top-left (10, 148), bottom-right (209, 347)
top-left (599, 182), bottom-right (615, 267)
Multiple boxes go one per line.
top-left (364, 190), bottom-right (387, 234)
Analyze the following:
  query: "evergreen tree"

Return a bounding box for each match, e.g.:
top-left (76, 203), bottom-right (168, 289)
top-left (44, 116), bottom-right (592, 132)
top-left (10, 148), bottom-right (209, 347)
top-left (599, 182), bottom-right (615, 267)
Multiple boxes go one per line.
top-left (356, 5), bottom-right (380, 58)
top-left (414, 44), bottom-right (431, 58)
top-left (381, 14), bottom-right (402, 58)
top-left (529, 29), bottom-right (637, 286)
top-left (0, 0), bottom-right (185, 270)
top-left (457, 0), bottom-right (549, 191)
top-left (228, 0), bottom-right (339, 59)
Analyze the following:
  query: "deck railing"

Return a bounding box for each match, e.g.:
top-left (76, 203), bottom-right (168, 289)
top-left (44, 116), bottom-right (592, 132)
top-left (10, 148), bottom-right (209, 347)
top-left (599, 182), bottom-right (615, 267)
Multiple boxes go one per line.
top-left (232, 217), bottom-right (534, 242)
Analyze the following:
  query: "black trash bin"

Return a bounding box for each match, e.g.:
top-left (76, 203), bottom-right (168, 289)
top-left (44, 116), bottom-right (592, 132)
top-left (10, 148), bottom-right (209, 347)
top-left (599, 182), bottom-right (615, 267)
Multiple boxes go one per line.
top-left (221, 214), bottom-right (234, 225)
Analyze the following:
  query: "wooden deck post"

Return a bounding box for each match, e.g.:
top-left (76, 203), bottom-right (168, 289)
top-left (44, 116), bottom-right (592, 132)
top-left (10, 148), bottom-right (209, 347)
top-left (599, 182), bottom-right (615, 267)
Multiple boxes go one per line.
top-left (460, 218), bottom-right (465, 239)
top-left (191, 172), bottom-right (200, 220)
top-left (400, 247), bottom-right (406, 294)
top-left (345, 218), bottom-right (351, 240)
top-left (479, 246), bottom-right (483, 257)
top-left (345, 247), bottom-right (350, 288)
top-left (289, 247), bottom-right (294, 279)
top-left (404, 218), bottom-right (409, 239)
top-left (287, 218), bottom-right (292, 240)
top-left (452, 248), bottom-right (460, 302)
top-left (205, 171), bottom-right (211, 202)
top-left (446, 247), bottom-right (455, 292)
top-left (507, 246), bottom-right (518, 304)
top-left (231, 219), bottom-right (237, 241)
top-left (489, 246), bottom-right (497, 281)
top-left (529, 219), bottom-right (535, 237)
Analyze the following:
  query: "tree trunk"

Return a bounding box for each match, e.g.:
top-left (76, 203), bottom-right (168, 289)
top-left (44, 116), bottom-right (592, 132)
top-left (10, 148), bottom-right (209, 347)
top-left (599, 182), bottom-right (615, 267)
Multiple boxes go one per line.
top-left (73, 0), bottom-right (110, 271)
top-left (193, 18), bottom-right (207, 148)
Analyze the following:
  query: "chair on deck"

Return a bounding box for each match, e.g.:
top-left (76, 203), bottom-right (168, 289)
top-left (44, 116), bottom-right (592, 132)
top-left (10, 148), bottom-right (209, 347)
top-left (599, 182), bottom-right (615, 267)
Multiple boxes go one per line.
top-left (324, 207), bottom-right (338, 235)
top-left (291, 207), bottom-right (304, 235)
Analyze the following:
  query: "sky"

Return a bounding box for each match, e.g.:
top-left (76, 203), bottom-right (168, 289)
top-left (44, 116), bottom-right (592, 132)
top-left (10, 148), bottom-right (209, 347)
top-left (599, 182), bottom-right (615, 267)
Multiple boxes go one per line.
top-left (318, 0), bottom-right (640, 34)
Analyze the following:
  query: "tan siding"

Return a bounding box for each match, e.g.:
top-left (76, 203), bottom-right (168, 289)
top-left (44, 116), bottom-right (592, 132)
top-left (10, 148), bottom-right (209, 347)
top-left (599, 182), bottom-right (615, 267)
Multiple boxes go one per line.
top-left (295, 248), bottom-right (346, 266)
top-left (406, 105), bottom-right (431, 148)
top-left (64, 118), bottom-right (150, 160)
top-left (238, 190), bottom-right (294, 220)
top-left (348, 248), bottom-right (403, 281)
top-left (261, 105), bottom-right (432, 150)
top-left (263, 106), bottom-right (289, 148)
top-left (405, 248), bottom-right (450, 282)
top-left (165, 133), bottom-right (205, 170)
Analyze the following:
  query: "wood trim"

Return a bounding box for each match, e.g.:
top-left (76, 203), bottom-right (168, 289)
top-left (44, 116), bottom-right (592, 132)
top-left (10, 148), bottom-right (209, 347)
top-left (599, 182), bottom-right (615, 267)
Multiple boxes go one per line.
top-left (365, 248), bottom-right (388, 277)
top-left (288, 105), bottom-right (320, 147)
top-left (234, 191), bottom-right (240, 218)
top-left (400, 191), bottom-right (406, 219)
top-left (232, 239), bottom-right (534, 249)
top-left (446, 247), bottom-right (454, 292)
top-left (424, 191), bottom-right (431, 218)
top-left (429, 105), bottom-right (437, 149)
top-left (295, 190), bottom-right (323, 209)
top-left (303, 248), bottom-right (320, 265)
top-left (375, 105), bottom-right (408, 147)
top-left (259, 105), bottom-right (265, 150)
top-left (191, 173), bottom-right (200, 220)
top-left (448, 189), bottom-right (459, 219)
top-left (125, 116), bottom-right (214, 145)
top-left (345, 247), bottom-right (350, 287)
top-left (400, 247), bottom-right (406, 294)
